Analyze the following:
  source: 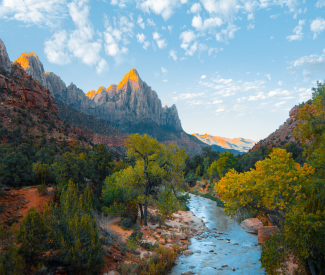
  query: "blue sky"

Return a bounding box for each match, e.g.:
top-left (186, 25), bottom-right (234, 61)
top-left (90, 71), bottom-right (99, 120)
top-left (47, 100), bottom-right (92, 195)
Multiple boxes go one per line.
top-left (1, 0), bottom-right (325, 141)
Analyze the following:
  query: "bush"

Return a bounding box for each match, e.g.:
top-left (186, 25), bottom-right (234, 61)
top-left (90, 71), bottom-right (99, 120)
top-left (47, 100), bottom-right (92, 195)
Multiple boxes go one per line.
top-left (120, 218), bottom-right (134, 229)
top-left (37, 184), bottom-right (47, 196)
top-left (0, 243), bottom-right (25, 275)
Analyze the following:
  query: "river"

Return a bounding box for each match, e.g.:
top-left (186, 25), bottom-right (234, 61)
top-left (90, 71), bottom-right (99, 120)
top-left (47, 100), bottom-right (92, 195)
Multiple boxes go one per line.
top-left (170, 194), bottom-right (266, 275)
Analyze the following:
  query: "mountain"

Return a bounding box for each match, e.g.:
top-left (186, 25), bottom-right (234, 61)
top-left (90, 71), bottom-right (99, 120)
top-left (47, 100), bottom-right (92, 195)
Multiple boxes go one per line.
top-left (192, 133), bottom-right (256, 154)
top-left (250, 106), bottom-right (300, 152)
top-left (11, 47), bottom-right (205, 154)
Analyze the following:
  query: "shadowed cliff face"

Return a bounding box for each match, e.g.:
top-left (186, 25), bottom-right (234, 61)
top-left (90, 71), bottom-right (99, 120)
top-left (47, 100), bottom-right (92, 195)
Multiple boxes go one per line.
top-left (0, 40), bottom-right (11, 72)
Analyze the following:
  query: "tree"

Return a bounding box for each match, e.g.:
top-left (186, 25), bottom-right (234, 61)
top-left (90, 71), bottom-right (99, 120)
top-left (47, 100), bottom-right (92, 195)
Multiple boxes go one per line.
top-left (206, 160), bottom-right (219, 179)
top-left (0, 223), bottom-right (25, 275)
top-left (17, 207), bottom-right (48, 264)
top-left (44, 182), bottom-right (103, 273)
top-left (216, 151), bottom-right (237, 178)
top-left (105, 134), bottom-right (186, 226)
top-left (88, 143), bottom-right (112, 197)
top-left (52, 151), bottom-right (88, 190)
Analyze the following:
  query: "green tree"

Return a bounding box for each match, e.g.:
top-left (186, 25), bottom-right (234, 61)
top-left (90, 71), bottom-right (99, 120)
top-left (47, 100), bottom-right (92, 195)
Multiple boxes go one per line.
top-left (216, 151), bottom-right (238, 178)
top-left (206, 160), bottom-right (219, 179)
top-left (104, 134), bottom-right (186, 226)
top-left (0, 223), bottom-right (25, 275)
top-left (17, 207), bottom-right (48, 264)
top-left (88, 143), bottom-right (112, 197)
top-left (44, 182), bottom-right (103, 273)
top-left (52, 151), bottom-right (88, 190)
top-left (156, 189), bottom-right (178, 219)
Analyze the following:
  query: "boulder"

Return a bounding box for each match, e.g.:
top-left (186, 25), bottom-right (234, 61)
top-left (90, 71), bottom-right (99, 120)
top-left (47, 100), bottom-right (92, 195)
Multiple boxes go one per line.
top-left (258, 226), bottom-right (280, 244)
top-left (184, 250), bottom-right (193, 256)
top-left (240, 218), bottom-right (263, 234)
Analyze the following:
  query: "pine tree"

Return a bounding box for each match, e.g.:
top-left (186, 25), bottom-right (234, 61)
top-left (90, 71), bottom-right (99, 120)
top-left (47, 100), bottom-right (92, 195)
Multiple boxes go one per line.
top-left (17, 207), bottom-right (48, 263)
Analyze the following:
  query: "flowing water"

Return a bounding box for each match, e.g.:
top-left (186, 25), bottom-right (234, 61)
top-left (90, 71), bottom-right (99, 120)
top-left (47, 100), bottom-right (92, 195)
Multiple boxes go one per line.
top-left (170, 195), bottom-right (266, 275)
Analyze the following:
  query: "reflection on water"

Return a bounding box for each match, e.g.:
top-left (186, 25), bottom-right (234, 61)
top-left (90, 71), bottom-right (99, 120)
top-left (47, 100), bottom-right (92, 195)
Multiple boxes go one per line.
top-left (170, 195), bottom-right (266, 275)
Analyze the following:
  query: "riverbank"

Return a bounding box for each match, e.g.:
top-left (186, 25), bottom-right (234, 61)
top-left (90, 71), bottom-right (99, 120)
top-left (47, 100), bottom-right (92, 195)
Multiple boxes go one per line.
top-left (100, 205), bottom-right (208, 274)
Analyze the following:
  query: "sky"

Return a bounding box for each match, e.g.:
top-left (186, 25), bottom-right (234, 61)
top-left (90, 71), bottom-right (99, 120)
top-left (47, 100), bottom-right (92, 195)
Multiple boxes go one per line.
top-left (0, 0), bottom-right (325, 141)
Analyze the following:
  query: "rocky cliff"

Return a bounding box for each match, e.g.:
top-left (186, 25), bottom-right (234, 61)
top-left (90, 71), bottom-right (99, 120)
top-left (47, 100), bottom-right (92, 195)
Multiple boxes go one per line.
top-left (0, 39), bottom-right (11, 72)
top-left (193, 133), bottom-right (256, 153)
top-left (11, 50), bottom-right (205, 153)
top-left (250, 106), bottom-right (300, 152)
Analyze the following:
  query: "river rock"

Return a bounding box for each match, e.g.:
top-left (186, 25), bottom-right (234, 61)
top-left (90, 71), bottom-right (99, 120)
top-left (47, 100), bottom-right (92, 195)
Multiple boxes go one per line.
top-left (181, 271), bottom-right (195, 275)
top-left (258, 226), bottom-right (280, 244)
top-left (184, 250), bottom-right (194, 256)
top-left (240, 218), bottom-right (263, 234)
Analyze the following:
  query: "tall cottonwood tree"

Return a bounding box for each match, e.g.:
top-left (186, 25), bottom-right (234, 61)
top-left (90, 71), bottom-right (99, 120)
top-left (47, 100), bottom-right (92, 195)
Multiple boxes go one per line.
top-left (103, 134), bottom-right (186, 226)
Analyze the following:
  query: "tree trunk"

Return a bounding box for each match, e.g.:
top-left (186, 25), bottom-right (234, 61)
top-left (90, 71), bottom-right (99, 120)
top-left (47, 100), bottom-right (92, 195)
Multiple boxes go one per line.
top-left (307, 257), bottom-right (317, 275)
top-left (144, 200), bottom-right (148, 226)
top-left (139, 203), bottom-right (144, 224)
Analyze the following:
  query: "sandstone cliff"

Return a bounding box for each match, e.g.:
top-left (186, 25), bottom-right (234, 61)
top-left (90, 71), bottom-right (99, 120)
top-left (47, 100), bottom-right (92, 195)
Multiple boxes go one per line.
top-left (250, 106), bottom-right (300, 152)
top-left (0, 39), bottom-right (11, 72)
top-left (11, 50), bottom-right (204, 154)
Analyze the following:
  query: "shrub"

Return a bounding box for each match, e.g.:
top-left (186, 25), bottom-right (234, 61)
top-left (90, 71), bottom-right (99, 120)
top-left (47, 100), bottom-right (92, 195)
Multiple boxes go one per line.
top-left (37, 184), bottom-right (47, 196)
top-left (120, 218), bottom-right (134, 229)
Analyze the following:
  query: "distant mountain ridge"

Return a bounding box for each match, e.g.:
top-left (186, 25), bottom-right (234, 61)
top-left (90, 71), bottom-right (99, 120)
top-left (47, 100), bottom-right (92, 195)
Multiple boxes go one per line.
top-left (192, 133), bottom-right (256, 153)
top-left (7, 46), bottom-right (205, 154)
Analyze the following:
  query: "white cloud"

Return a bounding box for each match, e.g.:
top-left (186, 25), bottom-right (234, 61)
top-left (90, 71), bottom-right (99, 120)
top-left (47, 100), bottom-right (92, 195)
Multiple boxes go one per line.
top-left (136, 33), bottom-right (146, 43)
top-left (96, 58), bottom-right (108, 74)
top-left (297, 87), bottom-right (313, 102)
top-left (268, 89), bottom-right (292, 97)
top-left (161, 67), bottom-right (168, 76)
top-left (278, 81), bottom-right (283, 86)
top-left (311, 18), bottom-right (325, 39)
top-left (265, 73), bottom-right (271, 80)
top-left (180, 30), bottom-right (198, 55)
top-left (192, 14), bottom-right (223, 32)
top-left (169, 49), bottom-right (177, 61)
top-left (290, 50), bottom-right (325, 73)
top-left (173, 92), bottom-right (204, 101)
top-left (136, 0), bottom-right (187, 20)
top-left (270, 13), bottom-right (280, 19)
top-left (216, 23), bottom-right (240, 43)
top-left (201, 75), bottom-right (206, 79)
top-left (147, 18), bottom-right (156, 26)
top-left (247, 23), bottom-right (254, 30)
top-left (248, 92), bottom-right (266, 101)
top-left (44, 30), bottom-right (71, 65)
top-left (189, 3), bottom-right (202, 13)
top-left (168, 25), bottom-right (173, 32)
top-left (0, 0), bottom-right (67, 27)
top-left (213, 99), bottom-right (223, 104)
top-left (103, 14), bottom-right (134, 63)
top-left (316, 0), bottom-right (325, 8)
top-left (216, 108), bottom-right (225, 113)
top-left (137, 15), bottom-right (145, 29)
top-left (44, 0), bottom-right (105, 72)
top-left (247, 13), bottom-right (254, 20)
top-left (136, 33), bottom-right (150, 49)
top-left (110, 0), bottom-right (131, 8)
top-left (153, 32), bottom-right (167, 49)
top-left (286, 19), bottom-right (305, 41)
top-left (275, 101), bottom-right (286, 107)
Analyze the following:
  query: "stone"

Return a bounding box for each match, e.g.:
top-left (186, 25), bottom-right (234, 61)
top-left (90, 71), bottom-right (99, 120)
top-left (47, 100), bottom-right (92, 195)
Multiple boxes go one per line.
top-left (240, 218), bottom-right (264, 234)
top-left (201, 234), bottom-right (208, 238)
top-left (177, 234), bottom-right (186, 240)
top-left (209, 250), bottom-right (214, 252)
top-left (184, 250), bottom-right (194, 256)
top-left (232, 267), bottom-right (236, 271)
top-left (196, 250), bottom-right (201, 253)
top-left (222, 264), bottom-right (228, 268)
top-left (181, 271), bottom-right (195, 275)
top-left (258, 226), bottom-right (280, 244)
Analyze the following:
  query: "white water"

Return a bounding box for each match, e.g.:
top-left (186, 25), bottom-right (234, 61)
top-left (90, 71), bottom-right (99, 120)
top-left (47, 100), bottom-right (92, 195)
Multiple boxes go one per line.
top-left (170, 195), bottom-right (266, 275)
